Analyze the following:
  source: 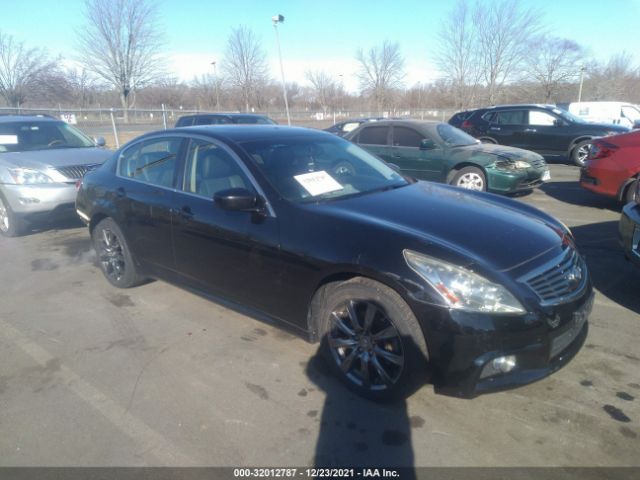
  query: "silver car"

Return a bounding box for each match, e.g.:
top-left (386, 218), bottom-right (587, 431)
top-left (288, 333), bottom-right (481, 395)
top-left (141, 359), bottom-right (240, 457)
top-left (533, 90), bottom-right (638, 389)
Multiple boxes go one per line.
top-left (0, 115), bottom-right (113, 236)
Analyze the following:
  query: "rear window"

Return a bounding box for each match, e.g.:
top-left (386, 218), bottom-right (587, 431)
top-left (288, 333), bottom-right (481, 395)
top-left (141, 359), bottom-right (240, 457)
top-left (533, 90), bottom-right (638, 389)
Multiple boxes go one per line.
top-left (358, 126), bottom-right (389, 145)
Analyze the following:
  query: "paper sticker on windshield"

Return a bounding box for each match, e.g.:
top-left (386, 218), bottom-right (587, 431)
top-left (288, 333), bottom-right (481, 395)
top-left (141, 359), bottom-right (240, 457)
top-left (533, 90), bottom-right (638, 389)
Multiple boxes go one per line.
top-left (294, 171), bottom-right (343, 196)
top-left (0, 135), bottom-right (18, 145)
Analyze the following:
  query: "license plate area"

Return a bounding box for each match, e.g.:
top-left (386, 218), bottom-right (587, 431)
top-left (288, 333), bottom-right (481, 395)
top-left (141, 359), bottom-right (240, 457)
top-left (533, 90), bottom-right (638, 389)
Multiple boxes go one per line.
top-left (550, 294), bottom-right (593, 359)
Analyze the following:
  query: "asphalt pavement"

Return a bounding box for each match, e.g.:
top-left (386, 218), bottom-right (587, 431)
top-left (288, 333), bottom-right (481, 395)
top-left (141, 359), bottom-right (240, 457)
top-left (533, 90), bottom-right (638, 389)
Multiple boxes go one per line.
top-left (0, 163), bottom-right (638, 467)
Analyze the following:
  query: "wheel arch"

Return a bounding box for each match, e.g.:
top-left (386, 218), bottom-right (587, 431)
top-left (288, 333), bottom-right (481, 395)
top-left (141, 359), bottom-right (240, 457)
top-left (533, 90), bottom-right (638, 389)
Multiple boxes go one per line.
top-left (446, 162), bottom-right (488, 184)
top-left (568, 136), bottom-right (593, 155)
top-left (89, 212), bottom-right (110, 234)
top-left (618, 174), bottom-right (639, 202)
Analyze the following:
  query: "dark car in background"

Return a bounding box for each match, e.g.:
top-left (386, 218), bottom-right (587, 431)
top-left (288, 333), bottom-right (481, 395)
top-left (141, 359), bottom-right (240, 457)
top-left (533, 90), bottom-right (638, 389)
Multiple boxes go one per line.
top-left (451, 104), bottom-right (629, 166)
top-left (580, 130), bottom-right (640, 204)
top-left (448, 110), bottom-right (474, 128)
top-left (76, 125), bottom-right (592, 400)
top-left (0, 115), bottom-right (111, 236)
top-left (175, 113), bottom-right (276, 127)
top-left (324, 117), bottom-right (386, 137)
top-left (619, 181), bottom-right (640, 268)
top-left (345, 119), bottom-right (549, 194)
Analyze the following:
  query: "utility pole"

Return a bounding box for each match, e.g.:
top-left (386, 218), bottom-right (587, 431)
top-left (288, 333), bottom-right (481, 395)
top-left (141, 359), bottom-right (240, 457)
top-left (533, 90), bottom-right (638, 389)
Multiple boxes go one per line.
top-left (577, 65), bottom-right (586, 102)
top-left (272, 14), bottom-right (291, 126)
top-left (211, 61), bottom-right (220, 110)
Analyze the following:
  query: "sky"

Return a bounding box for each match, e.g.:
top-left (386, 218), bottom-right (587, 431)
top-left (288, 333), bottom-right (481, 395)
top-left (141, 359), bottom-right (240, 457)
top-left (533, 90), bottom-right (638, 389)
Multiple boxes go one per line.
top-left (2, 0), bottom-right (639, 92)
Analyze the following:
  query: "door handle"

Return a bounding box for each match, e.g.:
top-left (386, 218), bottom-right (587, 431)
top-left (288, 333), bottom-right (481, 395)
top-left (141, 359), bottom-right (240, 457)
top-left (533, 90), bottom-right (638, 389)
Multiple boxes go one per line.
top-left (524, 128), bottom-right (537, 133)
top-left (489, 127), bottom-right (501, 131)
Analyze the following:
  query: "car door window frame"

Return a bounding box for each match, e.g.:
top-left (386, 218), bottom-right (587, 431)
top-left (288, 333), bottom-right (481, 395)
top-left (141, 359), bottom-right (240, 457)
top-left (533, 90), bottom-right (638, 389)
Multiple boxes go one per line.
top-left (175, 134), bottom-right (276, 218)
top-left (357, 125), bottom-right (390, 146)
top-left (392, 126), bottom-right (425, 148)
top-left (116, 135), bottom-right (186, 191)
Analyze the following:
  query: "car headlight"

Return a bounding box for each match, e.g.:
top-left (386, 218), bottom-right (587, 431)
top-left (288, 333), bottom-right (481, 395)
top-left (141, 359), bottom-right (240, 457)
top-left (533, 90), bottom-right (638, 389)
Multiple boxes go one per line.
top-left (8, 168), bottom-right (54, 185)
top-left (494, 160), bottom-right (530, 170)
top-left (403, 250), bottom-right (525, 314)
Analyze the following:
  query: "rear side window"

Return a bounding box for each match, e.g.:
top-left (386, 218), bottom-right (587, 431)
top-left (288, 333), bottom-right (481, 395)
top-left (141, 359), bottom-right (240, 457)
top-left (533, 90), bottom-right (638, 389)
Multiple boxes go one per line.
top-left (194, 116), bottom-right (232, 125)
top-left (393, 127), bottom-right (424, 147)
top-left (358, 126), bottom-right (389, 145)
top-left (491, 110), bottom-right (527, 125)
top-left (118, 137), bottom-right (182, 188)
top-left (176, 117), bottom-right (195, 127)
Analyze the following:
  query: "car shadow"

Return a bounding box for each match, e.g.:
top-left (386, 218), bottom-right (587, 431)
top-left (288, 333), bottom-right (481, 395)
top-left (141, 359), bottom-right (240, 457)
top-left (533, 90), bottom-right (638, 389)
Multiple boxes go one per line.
top-left (306, 335), bottom-right (431, 474)
top-left (21, 216), bottom-right (85, 237)
top-left (539, 181), bottom-right (622, 212)
top-left (571, 221), bottom-right (640, 314)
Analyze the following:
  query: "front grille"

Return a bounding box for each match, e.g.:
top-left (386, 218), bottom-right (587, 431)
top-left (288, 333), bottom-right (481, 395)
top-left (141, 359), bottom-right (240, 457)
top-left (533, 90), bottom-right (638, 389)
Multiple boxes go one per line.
top-left (521, 247), bottom-right (587, 305)
top-left (56, 164), bottom-right (101, 180)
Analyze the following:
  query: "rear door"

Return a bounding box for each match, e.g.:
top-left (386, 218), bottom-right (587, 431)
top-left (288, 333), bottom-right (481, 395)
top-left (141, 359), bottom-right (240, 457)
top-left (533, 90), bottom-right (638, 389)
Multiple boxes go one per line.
top-left (485, 109), bottom-right (528, 147)
top-left (171, 137), bottom-right (282, 312)
top-left (115, 136), bottom-right (184, 270)
top-left (390, 126), bottom-right (442, 181)
top-left (353, 125), bottom-right (392, 162)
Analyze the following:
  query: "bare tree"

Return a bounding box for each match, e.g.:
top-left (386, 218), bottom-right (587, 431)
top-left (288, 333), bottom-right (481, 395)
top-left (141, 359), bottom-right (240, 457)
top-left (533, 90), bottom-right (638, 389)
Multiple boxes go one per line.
top-left (0, 31), bottom-right (58, 107)
top-left (222, 26), bottom-right (269, 112)
top-left (473, 0), bottom-right (543, 104)
top-left (355, 41), bottom-right (405, 112)
top-left (524, 37), bottom-right (584, 102)
top-left (434, 0), bottom-right (482, 109)
top-left (305, 70), bottom-right (338, 114)
top-left (77, 0), bottom-right (165, 120)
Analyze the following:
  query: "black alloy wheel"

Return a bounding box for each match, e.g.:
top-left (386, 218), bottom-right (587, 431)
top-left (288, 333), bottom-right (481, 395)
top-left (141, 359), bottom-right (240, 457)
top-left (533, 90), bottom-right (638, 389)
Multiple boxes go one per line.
top-left (92, 218), bottom-right (142, 288)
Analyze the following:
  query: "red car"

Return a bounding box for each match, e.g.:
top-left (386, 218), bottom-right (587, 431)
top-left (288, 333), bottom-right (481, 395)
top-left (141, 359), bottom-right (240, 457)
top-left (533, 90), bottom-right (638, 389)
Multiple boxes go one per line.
top-left (580, 130), bottom-right (640, 203)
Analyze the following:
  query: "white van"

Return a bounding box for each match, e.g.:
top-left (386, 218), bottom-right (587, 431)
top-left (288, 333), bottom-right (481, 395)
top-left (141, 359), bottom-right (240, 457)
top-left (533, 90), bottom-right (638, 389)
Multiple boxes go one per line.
top-left (561, 102), bottom-right (640, 129)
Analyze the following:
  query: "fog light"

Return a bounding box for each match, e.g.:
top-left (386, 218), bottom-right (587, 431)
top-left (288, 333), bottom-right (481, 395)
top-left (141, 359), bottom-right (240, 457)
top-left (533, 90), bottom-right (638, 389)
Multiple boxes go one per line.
top-left (492, 355), bottom-right (517, 373)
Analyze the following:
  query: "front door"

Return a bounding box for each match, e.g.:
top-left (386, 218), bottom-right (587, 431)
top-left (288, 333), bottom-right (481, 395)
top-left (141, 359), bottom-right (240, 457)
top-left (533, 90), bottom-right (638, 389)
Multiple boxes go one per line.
top-left (390, 126), bottom-right (442, 181)
top-left (171, 138), bottom-right (282, 313)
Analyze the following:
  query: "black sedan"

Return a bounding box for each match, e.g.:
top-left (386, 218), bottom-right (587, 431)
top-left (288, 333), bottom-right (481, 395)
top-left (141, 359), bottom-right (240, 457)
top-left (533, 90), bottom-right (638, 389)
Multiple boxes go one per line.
top-left (76, 126), bottom-right (593, 400)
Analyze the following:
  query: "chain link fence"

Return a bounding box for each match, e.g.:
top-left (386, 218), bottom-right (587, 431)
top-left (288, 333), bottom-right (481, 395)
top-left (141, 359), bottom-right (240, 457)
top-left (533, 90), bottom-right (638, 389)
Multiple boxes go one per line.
top-left (0, 106), bottom-right (457, 149)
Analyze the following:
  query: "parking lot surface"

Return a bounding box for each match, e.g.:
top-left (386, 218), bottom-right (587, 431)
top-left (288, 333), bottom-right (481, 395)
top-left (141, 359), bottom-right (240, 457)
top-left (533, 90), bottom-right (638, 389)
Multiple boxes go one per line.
top-left (0, 163), bottom-right (638, 467)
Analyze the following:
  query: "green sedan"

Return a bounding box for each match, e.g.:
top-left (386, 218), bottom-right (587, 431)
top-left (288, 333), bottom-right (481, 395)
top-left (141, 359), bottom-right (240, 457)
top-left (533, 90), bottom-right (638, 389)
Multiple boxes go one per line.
top-left (344, 120), bottom-right (550, 193)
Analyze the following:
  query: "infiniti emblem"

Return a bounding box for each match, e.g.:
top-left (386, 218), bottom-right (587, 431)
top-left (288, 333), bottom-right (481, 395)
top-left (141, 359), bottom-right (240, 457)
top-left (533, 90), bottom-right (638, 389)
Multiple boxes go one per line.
top-left (566, 263), bottom-right (583, 289)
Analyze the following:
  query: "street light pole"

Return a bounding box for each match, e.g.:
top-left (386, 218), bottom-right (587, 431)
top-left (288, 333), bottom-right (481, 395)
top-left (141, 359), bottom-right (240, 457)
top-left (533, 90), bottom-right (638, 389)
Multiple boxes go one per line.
top-left (211, 61), bottom-right (220, 110)
top-left (272, 14), bottom-right (291, 126)
top-left (577, 65), bottom-right (586, 102)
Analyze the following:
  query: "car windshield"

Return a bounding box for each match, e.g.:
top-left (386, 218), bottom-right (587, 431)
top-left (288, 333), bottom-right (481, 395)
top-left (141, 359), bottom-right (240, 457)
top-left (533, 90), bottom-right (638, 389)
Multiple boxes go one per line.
top-left (240, 135), bottom-right (408, 203)
top-left (437, 123), bottom-right (479, 147)
top-left (553, 108), bottom-right (586, 124)
top-left (0, 121), bottom-right (95, 152)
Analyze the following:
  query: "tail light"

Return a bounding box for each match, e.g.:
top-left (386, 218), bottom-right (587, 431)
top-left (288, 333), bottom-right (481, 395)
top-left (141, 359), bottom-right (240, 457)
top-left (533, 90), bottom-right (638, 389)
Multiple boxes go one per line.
top-left (461, 120), bottom-right (472, 129)
top-left (75, 179), bottom-right (82, 191)
top-left (588, 140), bottom-right (618, 160)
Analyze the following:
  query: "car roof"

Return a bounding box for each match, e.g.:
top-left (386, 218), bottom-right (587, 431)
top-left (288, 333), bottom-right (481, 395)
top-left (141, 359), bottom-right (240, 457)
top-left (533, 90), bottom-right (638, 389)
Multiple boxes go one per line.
top-left (482, 104), bottom-right (556, 110)
top-left (0, 115), bottom-right (58, 123)
top-left (179, 113), bottom-right (269, 119)
top-left (137, 125), bottom-right (333, 144)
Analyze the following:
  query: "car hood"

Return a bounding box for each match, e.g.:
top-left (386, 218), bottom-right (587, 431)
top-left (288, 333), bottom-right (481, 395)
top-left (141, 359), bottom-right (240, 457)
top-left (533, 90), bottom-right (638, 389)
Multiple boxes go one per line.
top-left (0, 147), bottom-right (112, 170)
top-left (313, 181), bottom-right (564, 272)
top-left (448, 143), bottom-right (544, 165)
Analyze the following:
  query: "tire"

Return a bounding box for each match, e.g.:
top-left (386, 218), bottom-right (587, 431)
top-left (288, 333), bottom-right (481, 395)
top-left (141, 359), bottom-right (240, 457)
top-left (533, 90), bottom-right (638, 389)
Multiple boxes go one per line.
top-left (0, 192), bottom-right (28, 237)
top-left (571, 140), bottom-right (592, 167)
top-left (625, 179), bottom-right (638, 204)
top-left (450, 166), bottom-right (487, 192)
top-left (316, 277), bottom-right (429, 401)
top-left (92, 217), bottom-right (143, 288)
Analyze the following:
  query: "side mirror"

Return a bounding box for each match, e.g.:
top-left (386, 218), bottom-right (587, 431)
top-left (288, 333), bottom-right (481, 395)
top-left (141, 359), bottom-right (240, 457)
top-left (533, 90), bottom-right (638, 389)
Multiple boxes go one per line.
top-left (93, 136), bottom-right (106, 147)
top-left (419, 139), bottom-right (437, 150)
top-left (214, 188), bottom-right (261, 212)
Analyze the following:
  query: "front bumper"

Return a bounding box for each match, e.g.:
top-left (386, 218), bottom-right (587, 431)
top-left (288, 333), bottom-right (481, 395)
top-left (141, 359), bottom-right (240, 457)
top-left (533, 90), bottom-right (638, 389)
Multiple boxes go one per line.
top-left (487, 167), bottom-right (549, 194)
top-left (1, 182), bottom-right (78, 216)
top-left (408, 285), bottom-right (593, 398)
top-left (619, 202), bottom-right (640, 268)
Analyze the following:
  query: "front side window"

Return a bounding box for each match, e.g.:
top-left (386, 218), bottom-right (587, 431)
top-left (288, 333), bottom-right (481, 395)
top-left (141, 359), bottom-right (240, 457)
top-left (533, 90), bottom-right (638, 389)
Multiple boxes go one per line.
top-left (182, 139), bottom-right (250, 197)
top-left (358, 126), bottom-right (389, 145)
top-left (0, 121), bottom-right (95, 153)
top-left (118, 137), bottom-right (182, 188)
top-left (393, 127), bottom-right (424, 148)
top-left (529, 110), bottom-right (557, 126)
